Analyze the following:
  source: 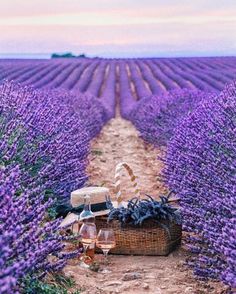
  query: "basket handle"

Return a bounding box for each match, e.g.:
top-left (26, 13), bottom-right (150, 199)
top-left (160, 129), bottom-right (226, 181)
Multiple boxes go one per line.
top-left (114, 162), bottom-right (140, 206)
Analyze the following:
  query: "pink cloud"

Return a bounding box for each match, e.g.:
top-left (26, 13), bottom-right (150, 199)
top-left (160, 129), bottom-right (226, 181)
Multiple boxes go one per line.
top-left (0, 0), bottom-right (235, 57)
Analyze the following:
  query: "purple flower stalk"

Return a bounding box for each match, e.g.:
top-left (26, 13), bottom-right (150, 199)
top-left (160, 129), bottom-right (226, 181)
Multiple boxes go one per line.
top-left (164, 81), bottom-right (236, 288)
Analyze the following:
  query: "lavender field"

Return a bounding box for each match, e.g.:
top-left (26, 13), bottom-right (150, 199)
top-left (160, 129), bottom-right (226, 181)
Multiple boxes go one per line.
top-left (1, 56), bottom-right (236, 120)
top-left (2, 57), bottom-right (236, 94)
top-left (0, 55), bottom-right (236, 293)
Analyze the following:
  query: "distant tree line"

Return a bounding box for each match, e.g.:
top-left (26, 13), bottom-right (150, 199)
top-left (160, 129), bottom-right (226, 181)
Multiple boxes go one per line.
top-left (51, 52), bottom-right (86, 58)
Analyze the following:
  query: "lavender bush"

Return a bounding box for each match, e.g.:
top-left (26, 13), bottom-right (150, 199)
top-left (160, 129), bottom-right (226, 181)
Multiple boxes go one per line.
top-left (119, 61), bottom-right (137, 119)
top-left (0, 82), bottom-right (108, 204)
top-left (60, 88), bottom-right (109, 137)
top-left (129, 89), bottom-right (210, 146)
top-left (0, 166), bottom-right (69, 293)
top-left (0, 81), bottom-right (109, 292)
top-left (164, 81), bottom-right (236, 288)
top-left (0, 82), bottom-right (88, 204)
top-left (1, 57), bottom-right (236, 95)
top-left (99, 61), bottom-right (117, 119)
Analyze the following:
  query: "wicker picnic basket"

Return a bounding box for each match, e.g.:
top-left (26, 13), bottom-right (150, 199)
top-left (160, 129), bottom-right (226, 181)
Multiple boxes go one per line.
top-left (96, 162), bottom-right (182, 256)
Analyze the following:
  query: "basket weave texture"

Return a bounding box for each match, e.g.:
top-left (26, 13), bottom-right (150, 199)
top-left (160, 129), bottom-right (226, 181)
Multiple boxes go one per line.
top-left (95, 216), bottom-right (182, 256)
top-left (95, 162), bottom-right (182, 256)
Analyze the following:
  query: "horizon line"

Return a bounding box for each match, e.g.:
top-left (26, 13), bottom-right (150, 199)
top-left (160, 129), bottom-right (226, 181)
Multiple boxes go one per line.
top-left (1, 52), bottom-right (236, 59)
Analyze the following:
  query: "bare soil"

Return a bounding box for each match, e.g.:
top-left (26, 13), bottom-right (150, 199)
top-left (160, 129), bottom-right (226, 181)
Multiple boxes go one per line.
top-left (86, 117), bottom-right (166, 201)
top-left (64, 117), bottom-right (228, 294)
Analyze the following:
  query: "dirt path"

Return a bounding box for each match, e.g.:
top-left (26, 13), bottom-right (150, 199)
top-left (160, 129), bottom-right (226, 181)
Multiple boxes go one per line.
top-left (64, 117), bottom-right (227, 294)
top-left (86, 117), bottom-right (166, 201)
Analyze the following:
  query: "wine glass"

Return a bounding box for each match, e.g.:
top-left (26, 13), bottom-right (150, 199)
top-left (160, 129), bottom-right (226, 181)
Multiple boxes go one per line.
top-left (96, 229), bottom-right (116, 265)
top-left (79, 223), bottom-right (97, 267)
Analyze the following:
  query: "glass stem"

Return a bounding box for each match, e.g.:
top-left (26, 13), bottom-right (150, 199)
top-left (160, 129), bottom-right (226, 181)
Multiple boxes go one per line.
top-left (83, 244), bottom-right (89, 254)
top-left (103, 249), bottom-right (109, 264)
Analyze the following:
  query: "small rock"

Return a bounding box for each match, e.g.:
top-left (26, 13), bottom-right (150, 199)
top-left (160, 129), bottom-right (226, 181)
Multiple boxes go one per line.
top-left (104, 281), bottom-right (122, 287)
top-left (122, 272), bottom-right (142, 281)
top-left (102, 288), bottom-right (118, 294)
top-left (64, 270), bottom-right (74, 276)
top-left (160, 285), bottom-right (167, 289)
top-left (145, 274), bottom-right (156, 279)
top-left (184, 287), bottom-right (194, 293)
top-left (143, 283), bottom-right (150, 290)
top-left (119, 284), bottom-right (132, 292)
top-left (142, 269), bottom-right (149, 273)
top-left (125, 269), bottom-right (131, 273)
top-left (153, 289), bottom-right (162, 294)
top-left (156, 273), bottom-right (165, 279)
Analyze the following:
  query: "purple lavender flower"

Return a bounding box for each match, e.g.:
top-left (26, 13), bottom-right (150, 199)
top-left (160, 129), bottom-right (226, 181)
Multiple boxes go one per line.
top-left (0, 166), bottom-right (68, 293)
top-left (164, 81), bottom-right (236, 288)
top-left (0, 80), bottom-right (109, 292)
top-left (130, 89), bottom-right (211, 146)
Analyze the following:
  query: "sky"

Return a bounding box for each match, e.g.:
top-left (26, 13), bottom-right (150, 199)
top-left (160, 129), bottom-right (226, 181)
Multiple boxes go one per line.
top-left (0, 0), bottom-right (236, 58)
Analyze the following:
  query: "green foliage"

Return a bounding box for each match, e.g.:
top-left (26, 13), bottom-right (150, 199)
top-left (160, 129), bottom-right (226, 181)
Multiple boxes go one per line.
top-left (22, 278), bottom-right (67, 294)
top-left (47, 206), bottom-right (58, 219)
top-left (91, 149), bottom-right (103, 156)
top-left (54, 274), bottom-right (76, 288)
top-left (22, 274), bottom-right (80, 294)
top-left (51, 52), bottom-right (86, 59)
top-left (107, 194), bottom-right (182, 227)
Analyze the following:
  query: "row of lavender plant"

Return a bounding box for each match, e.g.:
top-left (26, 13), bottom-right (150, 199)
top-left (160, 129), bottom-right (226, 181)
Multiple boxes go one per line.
top-left (0, 166), bottom-right (71, 293)
top-left (136, 60), bottom-right (164, 95)
top-left (119, 61), bottom-right (137, 119)
top-left (128, 89), bottom-right (211, 146)
top-left (127, 61), bottom-right (151, 99)
top-left (121, 68), bottom-right (235, 289)
top-left (145, 60), bottom-right (180, 91)
top-left (164, 81), bottom-right (236, 289)
top-left (99, 61), bottom-right (117, 119)
top-left (120, 56), bottom-right (235, 147)
top-left (0, 80), bottom-right (110, 292)
top-left (118, 59), bottom-right (236, 289)
top-left (1, 58), bottom-right (236, 98)
top-left (87, 61), bottom-right (107, 97)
